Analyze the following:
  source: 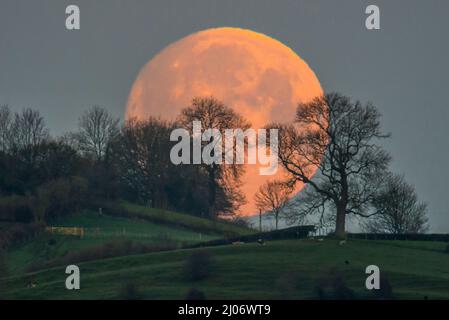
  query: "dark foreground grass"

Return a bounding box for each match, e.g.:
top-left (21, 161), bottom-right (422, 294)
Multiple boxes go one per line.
top-left (2, 239), bottom-right (449, 300)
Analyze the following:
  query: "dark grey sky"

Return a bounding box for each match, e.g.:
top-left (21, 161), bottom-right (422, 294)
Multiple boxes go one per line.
top-left (1, 0), bottom-right (448, 231)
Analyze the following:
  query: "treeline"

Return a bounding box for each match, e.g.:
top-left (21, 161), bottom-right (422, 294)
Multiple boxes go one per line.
top-left (0, 99), bottom-right (244, 225)
top-left (1, 92), bottom-right (430, 237)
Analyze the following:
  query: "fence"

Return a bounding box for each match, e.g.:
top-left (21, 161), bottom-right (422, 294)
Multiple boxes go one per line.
top-left (45, 226), bottom-right (85, 238)
top-left (189, 225), bottom-right (316, 248)
top-left (347, 233), bottom-right (449, 242)
top-left (44, 226), bottom-right (207, 242)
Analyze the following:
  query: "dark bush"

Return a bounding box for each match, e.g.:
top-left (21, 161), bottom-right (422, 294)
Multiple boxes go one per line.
top-left (0, 195), bottom-right (33, 223)
top-left (32, 176), bottom-right (88, 223)
top-left (332, 273), bottom-right (355, 300)
top-left (183, 251), bottom-right (214, 281)
top-left (0, 250), bottom-right (7, 299)
top-left (186, 288), bottom-right (206, 300)
top-left (373, 272), bottom-right (394, 300)
top-left (119, 280), bottom-right (143, 300)
top-left (0, 223), bottom-right (43, 251)
top-left (230, 217), bottom-right (250, 228)
top-left (275, 272), bottom-right (300, 299)
top-left (0, 250), bottom-right (7, 278)
top-left (315, 269), bottom-right (355, 300)
top-left (445, 244), bottom-right (449, 254)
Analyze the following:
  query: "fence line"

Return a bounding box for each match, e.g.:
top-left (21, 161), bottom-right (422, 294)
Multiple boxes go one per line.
top-left (45, 226), bottom-right (85, 238)
top-left (347, 233), bottom-right (449, 242)
top-left (45, 226), bottom-right (205, 241)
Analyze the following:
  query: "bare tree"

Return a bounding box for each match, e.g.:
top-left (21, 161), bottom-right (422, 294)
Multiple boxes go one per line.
top-left (10, 108), bottom-right (49, 150)
top-left (77, 106), bottom-right (120, 162)
top-left (178, 97), bottom-right (249, 218)
top-left (9, 108), bottom-right (49, 166)
top-left (274, 93), bottom-right (391, 238)
top-left (255, 180), bottom-right (293, 230)
top-left (0, 105), bottom-right (12, 152)
top-left (363, 174), bottom-right (428, 234)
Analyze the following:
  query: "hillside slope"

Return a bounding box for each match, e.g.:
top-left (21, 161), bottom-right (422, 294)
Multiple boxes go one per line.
top-left (2, 239), bottom-right (449, 299)
top-left (5, 205), bottom-right (254, 275)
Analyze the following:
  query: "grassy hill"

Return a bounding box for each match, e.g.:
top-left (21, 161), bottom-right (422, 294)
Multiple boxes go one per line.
top-left (117, 202), bottom-right (253, 236)
top-left (2, 238), bottom-right (449, 300)
top-left (4, 203), bottom-right (254, 275)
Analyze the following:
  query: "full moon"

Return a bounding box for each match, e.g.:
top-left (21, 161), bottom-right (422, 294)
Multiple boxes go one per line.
top-left (126, 27), bottom-right (323, 216)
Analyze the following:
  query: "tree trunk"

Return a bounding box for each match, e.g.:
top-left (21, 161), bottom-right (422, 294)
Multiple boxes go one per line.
top-left (335, 204), bottom-right (346, 238)
top-left (208, 168), bottom-right (216, 219)
top-left (275, 211), bottom-right (279, 230)
top-left (335, 173), bottom-right (349, 238)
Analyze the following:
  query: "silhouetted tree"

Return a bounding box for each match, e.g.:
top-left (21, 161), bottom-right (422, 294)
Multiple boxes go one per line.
top-left (10, 108), bottom-right (49, 163)
top-left (0, 108), bottom-right (52, 194)
top-left (178, 97), bottom-right (249, 218)
top-left (363, 174), bottom-right (428, 234)
top-left (76, 106), bottom-right (119, 162)
top-left (0, 105), bottom-right (12, 153)
top-left (35, 140), bottom-right (83, 182)
top-left (274, 93), bottom-right (391, 238)
top-left (112, 117), bottom-right (177, 207)
top-left (255, 180), bottom-right (293, 230)
top-left (31, 176), bottom-right (88, 223)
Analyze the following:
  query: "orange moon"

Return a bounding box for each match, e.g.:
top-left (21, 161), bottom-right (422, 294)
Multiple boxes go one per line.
top-left (125, 27), bottom-right (323, 216)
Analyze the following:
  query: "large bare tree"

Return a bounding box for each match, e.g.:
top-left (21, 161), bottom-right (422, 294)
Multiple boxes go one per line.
top-left (274, 93), bottom-right (391, 237)
top-left (9, 108), bottom-right (49, 167)
top-left (255, 180), bottom-right (293, 230)
top-left (77, 106), bottom-right (119, 162)
top-left (363, 174), bottom-right (428, 234)
top-left (178, 97), bottom-right (249, 218)
top-left (10, 108), bottom-right (49, 151)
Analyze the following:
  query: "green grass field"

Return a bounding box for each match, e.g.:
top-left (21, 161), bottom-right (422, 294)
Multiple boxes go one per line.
top-left (5, 210), bottom-right (223, 275)
top-left (2, 238), bottom-right (449, 300)
top-left (4, 203), bottom-right (255, 276)
top-left (2, 204), bottom-right (448, 300)
top-left (119, 202), bottom-right (253, 236)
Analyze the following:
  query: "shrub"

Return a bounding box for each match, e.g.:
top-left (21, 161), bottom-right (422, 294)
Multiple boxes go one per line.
top-left (275, 272), bottom-right (300, 299)
top-left (230, 217), bottom-right (250, 229)
top-left (0, 250), bottom-right (7, 278)
top-left (315, 269), bottom-right (355, 300)
top-left (373, 272), bottom-right (394, 300)
top-left (332, 273), bottom-right (355, 300)
top-left (0, 250), bottom-right (7, 298)
top-left (445, 244), bottom-right (449, 254)
top-left (32, 176), bottom-right (88, 223)
top-left (0, 195), bottom-right (33, 223)
top-left (0, 223), bottom-right (43, 251)
top-left (183, 251), bottom-right (214, 281)
top-left (119, 280), bottom-right (143, 300)
top-left (186, 288), bottom-right (206, 300)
